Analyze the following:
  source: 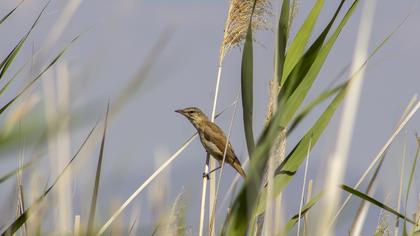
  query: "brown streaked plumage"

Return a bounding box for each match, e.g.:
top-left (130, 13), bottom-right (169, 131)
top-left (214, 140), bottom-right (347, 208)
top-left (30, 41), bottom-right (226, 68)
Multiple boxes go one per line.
top-left (175, 107), bottom-right (246, 177)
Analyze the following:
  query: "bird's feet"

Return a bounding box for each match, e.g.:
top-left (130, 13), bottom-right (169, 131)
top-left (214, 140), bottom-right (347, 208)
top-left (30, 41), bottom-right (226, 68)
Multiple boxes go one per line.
top-left (202, 172), bottom-right (210, 180)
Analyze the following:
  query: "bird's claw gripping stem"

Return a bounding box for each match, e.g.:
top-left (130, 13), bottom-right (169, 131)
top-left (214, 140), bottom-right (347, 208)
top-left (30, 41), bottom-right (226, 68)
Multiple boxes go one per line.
top-left (202, 172), bottom-right (210, 180)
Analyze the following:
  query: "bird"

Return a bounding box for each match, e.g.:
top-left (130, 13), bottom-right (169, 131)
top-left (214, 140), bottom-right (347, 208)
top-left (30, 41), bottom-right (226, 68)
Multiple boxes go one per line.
top-left (175, 107), bottom-right (246, 178)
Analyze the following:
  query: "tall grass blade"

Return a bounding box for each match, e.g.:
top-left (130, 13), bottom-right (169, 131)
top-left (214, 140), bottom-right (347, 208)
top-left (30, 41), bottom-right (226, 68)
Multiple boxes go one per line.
top-left (288, 7), bottom-right (409, 137)
top-left (0, 0), bottom-right (24, 25)
top-left (0, 0), bottom-right (51, 81)
top-left (0, 158), bottom-right (38, 184)
top-left (287, 82), bottom-right (347, 135)
top-left (340, 184), bottom-right (416, 225)
top-left (350, 152), bottom-right (386, 235)
top-left (241, 9), bottom-right (256, 156)
top-left (255, 81), bottom-right (348, 215)
top-left (281, 0), bottom-right (324, 84)
top-left (87, 104), bottom-right (110, 234)
top-left (223, 70), bottom-right (348, 235)
top-left (280, 0), bottom-right (360, 127)
top-left (403, 136), bottom-right (420, 235)
top-left (0, 35), bottom-right (79, 115)
top-left (0, 59), bottom-right (30, 96)
top-left (0, 122), bottom-right (99, 236)
top-left (274, 0), bottom-right (289, 84)
top-left (279, 0), bottom-right (345, 104)
top-left (282, 192), bottom-right (323, 235)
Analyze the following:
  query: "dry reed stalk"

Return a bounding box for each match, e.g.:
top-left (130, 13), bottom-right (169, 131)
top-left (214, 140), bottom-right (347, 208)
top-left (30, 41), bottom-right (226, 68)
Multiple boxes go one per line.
top-left (74, 215), bottom-right (81, 236)
top-left (303, 180), bottom-right (313, 236)
top-left (42, 62), bottom-right (72, 234)
top-left (149, 149), bottom-right (171, 222)
top-left (317, 1), bottom-right (377, 234)
top-left (204, 1), bottom-right (272, 235)
top-left (43, 71), bottom-right (62, 233)
top-left (297, 138), bottom-right (312, 236)
top-left (56, 61), bottom-right (73, 234)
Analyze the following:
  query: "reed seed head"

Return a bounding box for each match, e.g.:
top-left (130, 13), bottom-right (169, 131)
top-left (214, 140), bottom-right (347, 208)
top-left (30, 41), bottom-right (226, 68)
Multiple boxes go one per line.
top-left (221, 0), bottom-right (272, 59)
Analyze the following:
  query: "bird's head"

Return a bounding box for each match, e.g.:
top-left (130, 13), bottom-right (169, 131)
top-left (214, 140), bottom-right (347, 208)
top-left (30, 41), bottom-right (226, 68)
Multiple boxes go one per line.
top-left (175, 107), bottom-right (208, 125)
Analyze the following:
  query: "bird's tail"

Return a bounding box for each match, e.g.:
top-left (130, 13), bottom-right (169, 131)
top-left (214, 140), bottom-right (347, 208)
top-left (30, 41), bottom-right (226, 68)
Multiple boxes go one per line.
top-left (232, 161), bottom-right (246, 178)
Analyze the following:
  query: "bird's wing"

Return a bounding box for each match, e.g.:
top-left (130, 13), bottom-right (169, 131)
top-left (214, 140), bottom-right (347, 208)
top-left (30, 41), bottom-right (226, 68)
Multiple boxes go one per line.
top-left (203, 121), bottom-right (236, 159)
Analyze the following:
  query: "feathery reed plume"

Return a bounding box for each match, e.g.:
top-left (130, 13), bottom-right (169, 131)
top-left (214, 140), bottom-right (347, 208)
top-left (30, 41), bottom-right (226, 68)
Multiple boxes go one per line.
top-left (220, 0), bottom-right (272, 60)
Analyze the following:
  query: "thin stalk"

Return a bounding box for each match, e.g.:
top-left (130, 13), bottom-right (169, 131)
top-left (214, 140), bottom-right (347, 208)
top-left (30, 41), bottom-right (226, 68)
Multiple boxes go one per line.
top-left (199, 159), bottom-right (209, 236)
top-left (204, 62), bottom-right (224, 236)
top-left (209, 91), bottom-right (239, 235)
top-left (87, 103), bottom-right (110, 234)
top-left (303, 180), bottom-right (313, 236)
top-left (297, 138), bottom-right (312, 236)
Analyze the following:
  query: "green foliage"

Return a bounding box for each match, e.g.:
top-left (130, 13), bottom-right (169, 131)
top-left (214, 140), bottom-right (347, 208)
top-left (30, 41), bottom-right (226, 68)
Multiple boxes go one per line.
top-left (0, 0), bottom-right (50, 81)
top-left (281, 0), bottom-right (324, 84)
top-left (87, 104), bottom-right (110, 234)
top-left (0, 0), bottom-right (24, 25)
top-left (275, 0), bottom-right (289, 84)
top-left (282, 192), bottom-right (323, 235)
top-left (341, 184), bottom-right (416, 225)
top-left (403, 136), bottom-right (420, 235)
top-left (241, 1), bottom-right (257, 156)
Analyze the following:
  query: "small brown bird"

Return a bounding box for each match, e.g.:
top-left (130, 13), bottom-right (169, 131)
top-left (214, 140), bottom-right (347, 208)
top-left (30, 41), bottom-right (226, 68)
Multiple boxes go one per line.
top-left (175, 107), bottom-right (246, 178)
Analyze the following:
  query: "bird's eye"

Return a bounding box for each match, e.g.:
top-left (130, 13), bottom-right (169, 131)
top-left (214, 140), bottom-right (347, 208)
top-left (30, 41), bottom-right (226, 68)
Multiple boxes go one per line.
top-left (188, 111), bottom-right (194, 114)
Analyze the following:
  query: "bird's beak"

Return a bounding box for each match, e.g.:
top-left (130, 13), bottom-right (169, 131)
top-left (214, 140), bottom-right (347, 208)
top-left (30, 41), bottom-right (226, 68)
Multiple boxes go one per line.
top-left (175, 109), bottom-right (184, 115)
